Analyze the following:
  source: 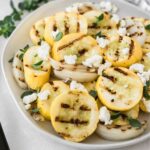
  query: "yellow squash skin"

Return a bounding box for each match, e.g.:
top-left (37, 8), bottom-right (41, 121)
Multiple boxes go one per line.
top-left (50, 90), bottom-right (99, 142)
top-left (96, 67), bottom-right (143, 111)
top-left (37, 81), bottom-right (69, 120)
top-left (102, 36), bottom-right (143, 67)
top-left (52, 33), bottom-right (102, 64)
top-left (44, 12), bottom-right (88, 46)
top-left (23, 46), bottom-right (51, 90)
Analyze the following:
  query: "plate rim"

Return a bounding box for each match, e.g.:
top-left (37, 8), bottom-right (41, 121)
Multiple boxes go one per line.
top-left (1, 0), bottom-right (150, 149)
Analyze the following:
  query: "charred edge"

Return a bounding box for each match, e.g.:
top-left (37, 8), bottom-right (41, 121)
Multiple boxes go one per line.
top-left (16, 66), bottom-right (23, 71)
top-left (58, 132), bottom-right (71, 138)
top-left (25, 64), bottom-right (29, 67)
top-left (53, 21), bottom-right (57, 31)
top-left (55, 117), bottom-right (88, 125)
top-left (114, 68), bottom-right (128, 76)
top-left (78, 6), bottom-right (93, 15)
top-left (78, 49), bottom-right (87, 56)
top-left (49, 81), bottom-right (54, 85)
top-left (53, 86), bottom-right (58, 91)
top-left (19, 78), bottom-right (25, 82)
top-left (114, 49), bottom-right (119, 61)
top-left (103, 74), bottom-right (116, 82)
top-left (80, 105), bottom-right (91, 111)
top-left (145, 41), bottom-right (150, 44)
top-left (126, 25), bottom-right (134, 30)
top-left (129, 40), bottom-right (134, 58)
top-left (61, 103), bottom-right (72, 109)
top-left (64, 15), bottom-right (69, 34)
top-left (129, 32), bottom-right (143, 37)
top-left (58, 35), bottom-right (86, 51)
top-left (105, 87), bottom-right (116, 95)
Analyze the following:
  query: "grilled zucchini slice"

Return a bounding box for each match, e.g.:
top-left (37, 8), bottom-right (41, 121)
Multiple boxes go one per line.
top-left (50, 90), bottom-right (99, 142)
top-left (102, 36), bottom-right (142, 67)
top-left (37, 81), bottom-right (69, 120)
top-left (52, 33), bottom-right (101, 64)
top-left (23, 46), bottom-right (51, 90)
top-left (96, 67), bottom-right (143, 111)
top-left (44, 12), bottom-right (87, 46)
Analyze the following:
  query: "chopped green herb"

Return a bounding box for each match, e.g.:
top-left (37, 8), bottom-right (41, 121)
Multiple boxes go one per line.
top-left (95, 31), bottom-right (106, 38)
top-left (34, 54), bottom-right (38, 57)
top-left (89, 90), bottom-right (98, 99)
top-left (55, 32), bottom-right (63, 41)
top-left (145, 24), bottom-right (150, 30)
top-left (0, 0), bottom-right (48, 38)
top-left (93, 14), bottom-right (104, 27)
top-left (21, 90), bottom-right (36, 99)
top-left (32, 60), bottom-right (43, 69)
top-left (128, 118), bottom-right (142, 128)
top-left (18, 45), bottom-right (29, 61)
top-left (143, 80), bottom-right (150, 100)
top-left (31, 108), bottom-right (39, 113)
top-left (8, 57), bottom-right (14, 63)
top-left (111, 112), bottom-right (121, 120)
top-left (19, 53), bottom-right (24, 61)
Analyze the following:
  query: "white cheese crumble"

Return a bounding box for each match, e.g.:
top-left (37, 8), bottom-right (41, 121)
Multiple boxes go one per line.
top-left (120, 20), bottom-right (126, 27)
top-left (82, 55), bottom-right (103, 68)
top-left (121, 47), bottom-right (129, 55)
top-left (137, 71), bottom-right (150, 85)
top-left (51, 29), bottom-right (60, 39)
top-left (118, 27), bottom-right (127, 36)
top-left (37, 41), bottom-right (50, 61)
top-left (38, 90), bottom-right (51, 101)
top-left (129, 63), bottom-right (144, 73)
top-left (111, 14), bottom-right (120, 24)
top-left (142, 98), bottom-right (150, 112)
top-left (146, 52), bottom-right (150, 58)
top-left (23, 93), bottom-right (37, 105)
top-left (70, 80), bottom-right (87, 92)
top-left (96, 37), bottom-right (110, 48)
top-left (98, 61), bottom-right (112, 75)
top-left (24, 104), bottom-right (31, 110)
top-left (64, 55), bottom-right (77, 65)
top-left (98, 1), bottom-right (118, 13)
top-left (99, 106), bottom-right (113, 125)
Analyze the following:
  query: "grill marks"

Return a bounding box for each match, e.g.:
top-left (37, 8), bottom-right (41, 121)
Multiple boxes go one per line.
top-left (80, 105), bottom-right (91, 111)
top-left (102, 73), bottom-right (117, 83)
top-left (129, 40), bottom-right (134, 58)
top-left (105, 87), bottom-right (116, 95)
top-left (114, 68), bottom-right (128, 76)
top-left (78, 49), bottom-right (87, 56)
top-left (55, 117), bottom-right (88, 125)
top-left (58, 35), bottom-right (86, 51)
top-left (78, 5), bottom-right (93, 15)
top-left (64, 15), bottom-right (69, 34)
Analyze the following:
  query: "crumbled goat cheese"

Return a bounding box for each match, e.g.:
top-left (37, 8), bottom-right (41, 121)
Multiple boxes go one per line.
top-left (37, 41), bottom-right (50, 61)
top-left (146, 52), bottom-right (150, 58)
top-left (96, 37), bottom-right (110, 48)
top-left (98, 61), bottom-right (112, 75)
top-left (98, 1), bottom-right (118, 13)
top-left (118, 27), bottom-right (127, 36)
top-left (142, 98), bottom-right (150, 112)
top-left (111, 14), bottom-right (120, 24)
top-left (121, 47), bottom-right (129, 55)
top-left (64, 55), bottom-right (77, 65)
top-left (25, 104), bottom-right (31, 110)
top-left (120, 20), bottom-right (126, 27)
top-left (51, 29), bottom-right (60, 39)
top-left (38, 90), bottom-right (51, 100)
top-left (99, 106), bottom-right (113, 125)
top-left (129, 63), bottom-right (144, 73)
top-left (70, 80), bottom-right (87, 92)
top-left (137, 71), bottom-right (150, 85)
top-left (23, 93), bottom-right (37, 105)
top-left (82, 55), bottom-right (103, 68)
top-left (125, 18), bottom-right (134, 27)
top-left (33, 114), bottom-right (45, 121)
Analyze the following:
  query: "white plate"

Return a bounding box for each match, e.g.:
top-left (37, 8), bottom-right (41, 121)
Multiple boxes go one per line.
top-left (1, 0), bottom-right (150, 149)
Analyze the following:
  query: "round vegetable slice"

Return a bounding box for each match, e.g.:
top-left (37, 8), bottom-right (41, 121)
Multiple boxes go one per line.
top-left (96, 67), bottom-right (143, 111)
top-left (50, 90), bottom-right (99, 142)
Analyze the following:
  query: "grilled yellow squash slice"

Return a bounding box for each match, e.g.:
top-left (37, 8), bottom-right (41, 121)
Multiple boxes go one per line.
top-left (37, 81), bottom-right (69, 120)
top-left (44, 12), bottom-right (87, 46)
top-left (102, 36), bottom-right (143, 67)
top-left (23, 46), bottom-right (51, 90)
top-left (30, 17), bottom-right (50, 45)
top-left (50, 90), bottom-right (99, 142)
top-left (96, 67), bottom-right (143, 111)
top-left (52, 33), bottom-right (101, 64)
